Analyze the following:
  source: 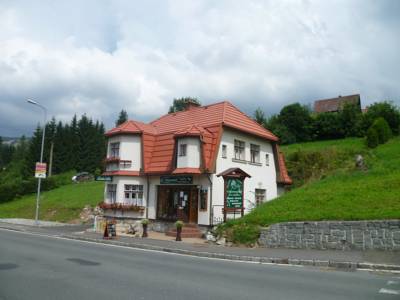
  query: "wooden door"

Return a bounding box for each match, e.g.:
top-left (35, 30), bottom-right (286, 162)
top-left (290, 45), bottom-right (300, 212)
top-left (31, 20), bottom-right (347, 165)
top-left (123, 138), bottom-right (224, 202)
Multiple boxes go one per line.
top-left (189, 187), bottom-right (198, 223)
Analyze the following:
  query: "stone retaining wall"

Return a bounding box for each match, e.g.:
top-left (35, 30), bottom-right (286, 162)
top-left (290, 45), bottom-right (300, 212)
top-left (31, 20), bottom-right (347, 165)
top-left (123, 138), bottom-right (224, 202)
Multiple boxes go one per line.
top-left (258, 220), bottom-right (400, 251)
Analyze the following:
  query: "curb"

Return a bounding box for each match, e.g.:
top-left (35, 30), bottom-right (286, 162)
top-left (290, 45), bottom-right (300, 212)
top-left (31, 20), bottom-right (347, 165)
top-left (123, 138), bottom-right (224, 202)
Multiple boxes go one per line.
top-left (62, 234), bottom-right (400, 272)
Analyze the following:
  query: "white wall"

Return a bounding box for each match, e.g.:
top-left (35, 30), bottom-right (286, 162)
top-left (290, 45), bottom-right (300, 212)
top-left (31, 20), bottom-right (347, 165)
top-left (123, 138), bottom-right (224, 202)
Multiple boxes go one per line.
top-left (211, 128), bottom-right (278, 224)
top-left (106, 135), bottom-right (142, 171)
top-left (176, 137), bottom-right (201, 168)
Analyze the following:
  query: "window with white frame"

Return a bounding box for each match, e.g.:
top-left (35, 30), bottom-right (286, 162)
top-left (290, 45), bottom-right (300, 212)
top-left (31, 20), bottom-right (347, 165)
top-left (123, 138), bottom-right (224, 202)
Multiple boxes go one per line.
top-left (124, 185), bottom-right (144, 206)
top-left (119, 160), bottom-right (132, 169)
top-left (265, 153), bottom-right (270, 166)
top-left (234, 140), bottom-right (245, 160)
top-left (107, 184), bottom-right (117, 203)
top-left (255, 189), bottom-right (266, 206)
top-left (250, 144), bottom-right (260, 163)
top-left (179, 144), bottom-right (187, 157)
top-left (221, 144), bottom-right (227, 158)
top-left (110, 142), bottom-right (120, 157)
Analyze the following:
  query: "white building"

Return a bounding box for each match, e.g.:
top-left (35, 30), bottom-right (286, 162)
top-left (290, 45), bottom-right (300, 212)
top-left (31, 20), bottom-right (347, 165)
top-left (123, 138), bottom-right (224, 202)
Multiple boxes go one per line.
top-left (101, 101), bottom-right (292, 228)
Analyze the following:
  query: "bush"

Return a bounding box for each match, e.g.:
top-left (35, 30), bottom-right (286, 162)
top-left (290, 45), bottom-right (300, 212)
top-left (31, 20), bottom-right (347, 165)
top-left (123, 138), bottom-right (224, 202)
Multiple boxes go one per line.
top-left (228, 223), bottom-right (260, 245)
top-left (366, 127), bottom-right (379, 148)
top-left (371, 117), bottom-right (392, 144)
top-left (0, 180), bottom-right (22, 203)
top-left (362, 101), bottom-right (400, 135)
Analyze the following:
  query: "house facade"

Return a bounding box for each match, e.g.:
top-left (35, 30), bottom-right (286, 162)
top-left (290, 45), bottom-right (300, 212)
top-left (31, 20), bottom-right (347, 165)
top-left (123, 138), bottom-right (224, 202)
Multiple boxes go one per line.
top-left (313, 94), bottom-right (361, 113)
top-left (101, 101), bottom-right (292, 227)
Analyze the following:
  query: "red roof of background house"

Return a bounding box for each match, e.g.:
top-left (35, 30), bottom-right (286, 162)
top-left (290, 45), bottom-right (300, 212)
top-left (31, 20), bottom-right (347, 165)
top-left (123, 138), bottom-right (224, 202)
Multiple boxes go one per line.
top-left (104, 101), bottom-right (292, 184)
top-left (313, 94), bottom-right (361, 113)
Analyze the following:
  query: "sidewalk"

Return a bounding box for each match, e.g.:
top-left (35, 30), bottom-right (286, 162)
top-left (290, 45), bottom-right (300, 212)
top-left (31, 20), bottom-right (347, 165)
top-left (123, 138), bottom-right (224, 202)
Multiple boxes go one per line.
top-left (1, 219), bottom-right (399, 271)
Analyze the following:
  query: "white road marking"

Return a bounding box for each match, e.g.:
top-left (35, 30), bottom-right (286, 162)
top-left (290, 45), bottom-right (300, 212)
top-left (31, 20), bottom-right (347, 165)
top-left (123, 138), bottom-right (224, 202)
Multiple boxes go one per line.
top-left (379, 288), bottom-right (400, 295)
top-left (387, 280), bottom-right (399, 285)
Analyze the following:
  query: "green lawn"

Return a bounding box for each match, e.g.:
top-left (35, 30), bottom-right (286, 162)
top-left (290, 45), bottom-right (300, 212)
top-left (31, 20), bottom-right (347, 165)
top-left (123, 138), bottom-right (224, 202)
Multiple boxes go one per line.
top-left (0, 181), bottom-right (104, 223)
top-left (280, 137), bottom-right (365, 156)
top-left (220, 137), bottom-right (400, 244)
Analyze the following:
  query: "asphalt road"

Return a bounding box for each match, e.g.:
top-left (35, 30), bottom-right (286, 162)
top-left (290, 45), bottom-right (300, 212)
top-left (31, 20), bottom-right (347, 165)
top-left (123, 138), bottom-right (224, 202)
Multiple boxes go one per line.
top-left (0, 228), bottom-right (399, 300)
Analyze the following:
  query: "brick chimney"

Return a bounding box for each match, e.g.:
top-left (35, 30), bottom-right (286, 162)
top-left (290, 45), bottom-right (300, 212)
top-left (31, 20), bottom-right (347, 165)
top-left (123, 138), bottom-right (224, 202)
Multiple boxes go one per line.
top-left (185, 99), bottom-right (201, 111)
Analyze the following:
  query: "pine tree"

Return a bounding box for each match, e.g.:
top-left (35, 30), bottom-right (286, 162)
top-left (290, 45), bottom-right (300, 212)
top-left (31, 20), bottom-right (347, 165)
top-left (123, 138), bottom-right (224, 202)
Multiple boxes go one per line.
top-left (116, 110), bottom-right (128, 126)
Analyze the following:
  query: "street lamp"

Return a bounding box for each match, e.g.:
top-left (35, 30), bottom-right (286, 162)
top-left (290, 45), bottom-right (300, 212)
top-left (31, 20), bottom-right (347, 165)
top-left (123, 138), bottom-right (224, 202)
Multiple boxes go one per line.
top-left (27, 99), bottom-right (47, 225)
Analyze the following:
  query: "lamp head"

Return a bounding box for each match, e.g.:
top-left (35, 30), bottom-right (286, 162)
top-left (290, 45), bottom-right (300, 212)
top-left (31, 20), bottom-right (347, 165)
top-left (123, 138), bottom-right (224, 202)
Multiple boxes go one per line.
top-left (27, 99), bottom-right (38, 105)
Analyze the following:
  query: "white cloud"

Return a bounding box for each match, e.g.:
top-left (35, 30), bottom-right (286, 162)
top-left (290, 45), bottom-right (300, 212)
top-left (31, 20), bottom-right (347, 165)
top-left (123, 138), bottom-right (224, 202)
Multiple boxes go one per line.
top-left (0, 0), bottom-right (399, 136)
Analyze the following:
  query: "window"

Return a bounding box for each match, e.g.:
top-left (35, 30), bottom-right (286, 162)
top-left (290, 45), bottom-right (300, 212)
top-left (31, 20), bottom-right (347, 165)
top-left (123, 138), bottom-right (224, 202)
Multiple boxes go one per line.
top-left (255, 189), bottom-right (266, 206)
top-left (250, 144), bottom-right (260, 163)
top-left (199, 188), bottom-right (208, 211)
top-left (234, 140), bottom-right (245, 160)
top-left (221, 144), bottom-right (227, 158)
top-left (110, 142), bottom-right (120, 157)
top-left (265, 153), bottom-right (270, 166)
top-left (179, 144), bottom-right (187, 157)
top-left (119, 160), bottom-right (132, 169)
top-left (107, 184), bottom-right (117, 203)
top-left (124, 185), bottom-right (144, 206)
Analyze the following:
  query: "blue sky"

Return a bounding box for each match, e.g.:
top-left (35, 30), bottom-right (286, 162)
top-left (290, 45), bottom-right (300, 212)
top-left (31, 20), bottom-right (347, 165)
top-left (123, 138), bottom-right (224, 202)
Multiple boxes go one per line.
top-left (0, 0), bottom-right (399, 136)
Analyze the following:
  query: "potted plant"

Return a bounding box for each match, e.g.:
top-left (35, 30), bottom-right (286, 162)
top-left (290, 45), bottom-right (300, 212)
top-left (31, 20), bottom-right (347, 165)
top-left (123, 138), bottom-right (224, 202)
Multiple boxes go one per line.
top-left (141, 219), bottom-right (149, 238)
top-left (175, 220), bottom-right (184, 241)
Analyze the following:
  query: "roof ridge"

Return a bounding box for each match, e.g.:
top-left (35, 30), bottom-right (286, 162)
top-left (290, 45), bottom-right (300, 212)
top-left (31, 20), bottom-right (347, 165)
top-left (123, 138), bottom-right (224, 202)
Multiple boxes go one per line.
top-left (150, 100), bottom-right (230, 125)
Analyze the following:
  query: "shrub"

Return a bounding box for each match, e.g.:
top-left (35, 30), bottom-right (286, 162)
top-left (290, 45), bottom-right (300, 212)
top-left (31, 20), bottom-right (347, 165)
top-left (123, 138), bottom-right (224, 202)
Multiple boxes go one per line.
top-left (0, 180), bottom-right (22, 203)
top-left (229, 223), bottom-right (260, 245)
top-left (362, 101), bottom-right (400, 135)
top-left (366, 127), bottom-right (379, 148)
top-left (371, 117), bottom-right (392, 144)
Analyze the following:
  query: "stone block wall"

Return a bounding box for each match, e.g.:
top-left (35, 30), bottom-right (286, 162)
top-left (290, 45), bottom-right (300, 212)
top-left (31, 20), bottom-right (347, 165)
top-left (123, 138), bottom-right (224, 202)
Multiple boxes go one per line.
top-left (258, 220), bottom-right (400, 251)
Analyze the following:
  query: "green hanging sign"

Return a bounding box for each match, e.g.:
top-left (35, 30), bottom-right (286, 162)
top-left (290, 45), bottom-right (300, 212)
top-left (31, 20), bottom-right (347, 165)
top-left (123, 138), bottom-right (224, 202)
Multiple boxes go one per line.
top-left (226, 178), bottom-right (243, 208)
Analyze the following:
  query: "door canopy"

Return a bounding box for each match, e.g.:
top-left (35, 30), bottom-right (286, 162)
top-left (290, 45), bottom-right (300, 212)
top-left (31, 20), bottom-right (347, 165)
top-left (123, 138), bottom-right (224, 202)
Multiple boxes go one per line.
top-left (217, 168), bottom-right (251, 179)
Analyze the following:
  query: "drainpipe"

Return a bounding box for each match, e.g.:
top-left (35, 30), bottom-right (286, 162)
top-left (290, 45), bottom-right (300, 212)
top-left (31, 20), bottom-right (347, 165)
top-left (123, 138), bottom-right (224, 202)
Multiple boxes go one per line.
top-left (206, 173), bottom-right (213, 226)
top-left (146, 175), bottom-right (150, 219)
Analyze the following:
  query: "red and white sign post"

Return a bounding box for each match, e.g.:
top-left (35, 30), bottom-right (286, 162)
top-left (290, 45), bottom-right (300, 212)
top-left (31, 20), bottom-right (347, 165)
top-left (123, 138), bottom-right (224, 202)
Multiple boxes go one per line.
top-left (35, 162), bottom-right (47, 179)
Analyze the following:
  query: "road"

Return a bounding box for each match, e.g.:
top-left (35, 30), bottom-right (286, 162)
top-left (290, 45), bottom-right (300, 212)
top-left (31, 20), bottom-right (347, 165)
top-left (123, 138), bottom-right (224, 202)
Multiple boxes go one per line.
top-left (0, 228), bottom-right (399, 300)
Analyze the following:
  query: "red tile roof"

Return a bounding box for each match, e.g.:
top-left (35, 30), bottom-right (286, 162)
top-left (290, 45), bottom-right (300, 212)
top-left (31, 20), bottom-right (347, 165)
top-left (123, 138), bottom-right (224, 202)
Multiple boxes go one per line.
top-left (104, 101), bottom-right (291, 184)
top-left (276, 146), bottom-right (292, 185)
top-left (314, 94), bottom-right (361, 113)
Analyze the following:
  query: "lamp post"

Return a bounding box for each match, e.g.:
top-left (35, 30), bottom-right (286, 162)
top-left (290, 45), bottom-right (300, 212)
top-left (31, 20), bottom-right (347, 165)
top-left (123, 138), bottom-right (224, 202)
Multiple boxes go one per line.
top-left (27, 99), bottom-right (47, 225)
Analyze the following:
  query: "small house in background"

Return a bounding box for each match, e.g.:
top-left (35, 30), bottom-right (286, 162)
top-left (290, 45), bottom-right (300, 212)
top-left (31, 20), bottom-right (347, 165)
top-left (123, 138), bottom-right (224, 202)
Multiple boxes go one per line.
top-left (313, 94), bottom-right (361, 113)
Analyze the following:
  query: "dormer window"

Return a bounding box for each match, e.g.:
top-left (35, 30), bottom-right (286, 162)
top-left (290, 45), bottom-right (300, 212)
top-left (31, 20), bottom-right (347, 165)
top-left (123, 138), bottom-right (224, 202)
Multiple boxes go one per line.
top-left (110, 142), bottom-right (120, 157)
top-left (179, 144), bottom-right (187, 157)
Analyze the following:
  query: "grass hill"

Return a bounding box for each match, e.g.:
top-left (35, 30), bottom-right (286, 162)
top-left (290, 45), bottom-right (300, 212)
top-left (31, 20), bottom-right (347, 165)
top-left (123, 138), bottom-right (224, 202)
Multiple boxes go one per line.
top-left (0, 181), bottom-right (103, 222)
top-left (219, 137), bottom-right (400, 244)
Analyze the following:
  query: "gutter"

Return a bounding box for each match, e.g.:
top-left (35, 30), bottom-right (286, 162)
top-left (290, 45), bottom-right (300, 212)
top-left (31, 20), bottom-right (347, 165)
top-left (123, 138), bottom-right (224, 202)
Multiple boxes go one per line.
top-left (146, 175), bottom-right (150, 219)
top-left (206, 173), bottom-right (213, 226)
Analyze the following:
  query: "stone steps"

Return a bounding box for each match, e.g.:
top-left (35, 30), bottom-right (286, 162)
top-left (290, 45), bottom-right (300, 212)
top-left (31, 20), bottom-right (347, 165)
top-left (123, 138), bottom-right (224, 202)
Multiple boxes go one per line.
top-left (165, 224), bottom-right (203, 238)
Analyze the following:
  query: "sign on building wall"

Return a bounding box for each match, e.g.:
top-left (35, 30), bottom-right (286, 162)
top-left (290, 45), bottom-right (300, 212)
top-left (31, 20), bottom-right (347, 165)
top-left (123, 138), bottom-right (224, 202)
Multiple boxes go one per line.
top-left (160, 175), bottom-right (193, 185)
top-left (95, 176), bottom-right (113, 181)
top-left (35, 162), bottom-right (47, 178)
top-left (226, 178), bottom-right (243, 208)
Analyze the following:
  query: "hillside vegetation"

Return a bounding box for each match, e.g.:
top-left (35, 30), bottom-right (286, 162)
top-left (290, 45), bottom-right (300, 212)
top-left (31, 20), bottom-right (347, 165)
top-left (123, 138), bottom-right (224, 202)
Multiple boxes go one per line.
top-left (218, 137), bottom-right (400, 245)
top-left (0, 181), bottom-right (103, 222)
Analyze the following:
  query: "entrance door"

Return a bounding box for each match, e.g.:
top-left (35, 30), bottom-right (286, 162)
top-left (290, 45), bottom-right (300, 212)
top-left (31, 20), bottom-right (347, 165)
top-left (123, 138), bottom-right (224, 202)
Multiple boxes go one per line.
top-left (157, 185), bottom-right (198, 223)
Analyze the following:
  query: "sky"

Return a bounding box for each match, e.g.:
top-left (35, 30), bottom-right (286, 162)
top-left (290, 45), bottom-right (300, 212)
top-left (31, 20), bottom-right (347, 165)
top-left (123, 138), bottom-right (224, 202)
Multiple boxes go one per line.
top-left (0, 0), bottom-right (399, 137)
